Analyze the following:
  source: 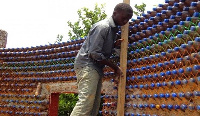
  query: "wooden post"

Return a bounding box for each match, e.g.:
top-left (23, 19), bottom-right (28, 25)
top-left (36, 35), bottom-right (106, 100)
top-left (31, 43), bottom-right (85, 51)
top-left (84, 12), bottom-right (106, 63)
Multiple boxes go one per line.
top-left (117, 0), bottom-right (130, 116)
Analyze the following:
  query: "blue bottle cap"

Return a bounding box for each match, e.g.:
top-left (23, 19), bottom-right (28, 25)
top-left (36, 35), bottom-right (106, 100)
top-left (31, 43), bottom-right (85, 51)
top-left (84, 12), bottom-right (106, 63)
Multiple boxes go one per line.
top-left (152, 64), bottom-right (156, 68)
top-left (167, 6), bottom-right (172, 10)
top-left (170, 15), bottom-right (175, 19)
top-left (156, 13), bottom-right (161, 17)
top-left (194, 65), bottom-right (200, 70)
top-left (131, 113), bottom-right (135, 116)
top-left (168, 81), bottom-right (174, 86)
top-left (154, 74), bottom-right (159, 78)
top-left (141, 48), bottom-right (145, 52)
top-left (190, 26), bottom-right (196, 31)
top-left (175, 80), bottom-right (181, 85)
top-left (137, 76), bottom-right (142, 80)
top-left (185, 92), bottom-right (193, 98)
top-left (195, 37), bottom-right (200, 42)
top-left (131, 18), bottom-right (135, 22)
top-left (129, 26), bottom-right (133, 29)
top-left (161, 52), bottom-right (166, 56)
top-left (159, 93), bottom-right (165, 98)
top-left (171, 92), bottom-right (177, 98)
top-left (136, 94), bottom-right (141, 98)
top-left (186, 17), bottom-right (191, 21)
top-left (189, 78), bottom-right (196, 83)
top-left (156, 82), bottom-right (162, 87)
top-left (180, 104), bottom-right (187, 110)
top-left (155, 33), bottom-right (159, 37)
top-left (174, 3), bottom-right (179, 7)
top-left (164, 19), bottom-right (169, 23)
top-left (193, 91), bottom-right (200, 96)
top-left (197, 76), bottom-right (200, 82)
top-left (191, 2), bottom-right (197, 7)
top-left (165, 93), bottom-right (170, 98)
top-left (197, 105), bottom-right (200, 110)
top-left (161, 104), bottom-right (166, 108)
top-left (142, 94), bottom-right (147, 98)
top-left (134, 24), bottom-right (138, 27)
top-left (133, 59), bottom-right (137, 63)
top-left (182, 79), bottom-right (188, 84)
top-left (153, 8), bottom-right (157, 11)
top-left (144, 84), bottom-right (148, 89)
top-left (161, 31), bottom-right (165, 35)
top-left (146, 46), bottom-right (151, 50)
top-left (144, 57), bottom-right (149, 61)
top-left (179, 68), bottom-right (184, 73)
top-left (181, 44), bottom-right (187, 48)
top-left (167, 28), bottom-right (172, 31)
top-left (142, 13), bottom-right (147, 17)
top-left (183, 7), bottom-right (189, 11)
top-left (129, 68), bottom-right (134, 72)
top-left (151, 83), bottom-right (155, 87)
top-left (168, 104), bottom-right (173, 109)
top-left (166, 70), bottom-right (172, 75)
top-left (167, 49), bottom-right (173, 53)
top-left (131, 76), bottom-right (135, 80)
top-left (161, 10), bottom-right (167, 14)
top-left (148, 74), bottom-right (153, 79)
top-left (170, 60), bottom-right (175, 64)
top-left (160, 72), bottom-right (165, 76)
top-left (176, 12), bottom-right (182, 16)
top-left (174, 105), bottom-right (180, 109)
top-left (144, 104), bottom-right (149, 108)
top-left (150, 104), bottom-right (155, 108)
top-left (153, 94), bottom-right (159, 98)
top-left (179, 21), bottom-right (185, 26)
top-left (162, 82), bottom-right (167, 86)
top-left (173, 25), bottom-right (178, 29)
top-left (140, 22), bottom-right (144, 26)
top-left (158, 63), bottom-right (163, 67)
top-left (174, 47), bottom-right (180, 51)
top-left (152, 25), bottom-right (157, 28)
top-left (134, 85), bottom-right (138, 88)
top-left (141, 67), bottom-right (146, 70)
top-left (129, 85), bottom-right (133, 89)
top-left (126, 94), bottom-right (130, 98)
top-left (155, 54), bottom-right (160, 58)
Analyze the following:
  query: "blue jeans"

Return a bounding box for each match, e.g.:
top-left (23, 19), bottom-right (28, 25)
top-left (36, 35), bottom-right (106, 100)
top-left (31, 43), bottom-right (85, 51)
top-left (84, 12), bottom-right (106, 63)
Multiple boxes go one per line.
top-left (70, 66), bottom-right (102, 116)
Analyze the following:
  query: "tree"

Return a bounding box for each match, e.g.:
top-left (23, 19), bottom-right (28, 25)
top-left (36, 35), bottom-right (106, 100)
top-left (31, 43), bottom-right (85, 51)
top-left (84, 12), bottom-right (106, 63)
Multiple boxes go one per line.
top-left (67, 3), bottom-right (107, 40)
top-left (133, 3), bottom-right (146, 16)
top-left (58, 93), bottom-right (78, 116)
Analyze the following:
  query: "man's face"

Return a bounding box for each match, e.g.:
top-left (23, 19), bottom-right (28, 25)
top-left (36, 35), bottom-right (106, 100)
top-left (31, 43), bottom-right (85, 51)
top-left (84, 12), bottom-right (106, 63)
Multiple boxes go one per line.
top-left (113, 11), bottom-right (133, 26)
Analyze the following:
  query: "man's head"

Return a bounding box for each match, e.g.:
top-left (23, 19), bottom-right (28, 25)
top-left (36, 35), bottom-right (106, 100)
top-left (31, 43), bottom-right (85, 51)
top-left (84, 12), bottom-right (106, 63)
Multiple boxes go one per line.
top-left (112, 3), bottom-right (133, 26)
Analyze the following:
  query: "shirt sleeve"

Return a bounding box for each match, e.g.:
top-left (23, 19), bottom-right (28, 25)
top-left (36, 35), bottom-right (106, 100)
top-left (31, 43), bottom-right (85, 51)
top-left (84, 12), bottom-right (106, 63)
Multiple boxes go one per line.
top-left (88, 25), bottom-right (108, 61)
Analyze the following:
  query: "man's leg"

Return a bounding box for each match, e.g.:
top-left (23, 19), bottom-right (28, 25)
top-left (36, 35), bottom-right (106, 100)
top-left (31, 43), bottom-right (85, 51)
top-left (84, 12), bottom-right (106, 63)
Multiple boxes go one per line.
top-left (91, 77), bottom-right (102, 116)
top-left (70, 66), bottom-right (100, 116)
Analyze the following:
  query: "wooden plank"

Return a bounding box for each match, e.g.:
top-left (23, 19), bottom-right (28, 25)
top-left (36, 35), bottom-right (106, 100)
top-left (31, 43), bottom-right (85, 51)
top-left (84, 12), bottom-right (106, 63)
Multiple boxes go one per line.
top-left (117, 0), bottom-right (130, 116)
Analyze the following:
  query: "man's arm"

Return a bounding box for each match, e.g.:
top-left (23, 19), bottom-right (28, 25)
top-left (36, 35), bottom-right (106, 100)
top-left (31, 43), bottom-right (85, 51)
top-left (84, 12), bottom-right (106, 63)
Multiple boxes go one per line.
top-left (98, 59), bottom-right (122, 78)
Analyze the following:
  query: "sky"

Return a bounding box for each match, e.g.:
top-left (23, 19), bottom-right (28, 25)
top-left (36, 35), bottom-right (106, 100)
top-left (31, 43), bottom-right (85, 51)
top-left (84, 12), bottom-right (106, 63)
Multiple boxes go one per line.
top-left (0, 0), bottom-right (164, 48)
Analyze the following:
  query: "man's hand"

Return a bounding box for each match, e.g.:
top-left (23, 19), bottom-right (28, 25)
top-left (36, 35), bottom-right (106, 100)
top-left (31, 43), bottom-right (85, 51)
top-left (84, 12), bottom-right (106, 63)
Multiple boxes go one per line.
top-left (114, 39), bottom-right (124, 47)
top-left (114, 66), bottom-right (123, 78)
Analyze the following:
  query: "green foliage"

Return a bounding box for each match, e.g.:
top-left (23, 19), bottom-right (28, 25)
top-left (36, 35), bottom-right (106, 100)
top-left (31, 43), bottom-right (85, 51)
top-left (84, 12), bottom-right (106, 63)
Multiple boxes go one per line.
top-left (55, 34), bottom-right (63, 43)
top-left (133, 3), bottom-right (146, 16)
top-left (58, 93), bottom-right (78, 116)
top-left (67, 3), bottom-right (107, 40)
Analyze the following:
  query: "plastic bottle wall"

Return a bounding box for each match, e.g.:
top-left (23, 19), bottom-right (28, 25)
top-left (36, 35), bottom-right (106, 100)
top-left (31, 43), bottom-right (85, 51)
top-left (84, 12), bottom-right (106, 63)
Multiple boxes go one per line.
top-left (0, 0), bottom-right (200, 116)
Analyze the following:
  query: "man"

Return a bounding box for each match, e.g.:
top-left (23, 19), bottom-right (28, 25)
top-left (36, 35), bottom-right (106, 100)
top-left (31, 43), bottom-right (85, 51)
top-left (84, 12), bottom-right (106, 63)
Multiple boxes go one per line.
top-left (71, 3), bottom-right (133, 116)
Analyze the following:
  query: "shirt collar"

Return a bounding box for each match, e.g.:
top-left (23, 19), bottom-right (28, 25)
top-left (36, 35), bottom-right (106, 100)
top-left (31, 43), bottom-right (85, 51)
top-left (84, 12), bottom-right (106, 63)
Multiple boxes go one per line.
top-left (109, 17), bottom-right (117, 28)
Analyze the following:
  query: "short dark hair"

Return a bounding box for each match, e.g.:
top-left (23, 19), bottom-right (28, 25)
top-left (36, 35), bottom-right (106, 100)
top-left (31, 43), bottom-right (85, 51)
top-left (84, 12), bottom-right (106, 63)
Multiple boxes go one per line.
top-left (114, 3), bottom-right (133, 14)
